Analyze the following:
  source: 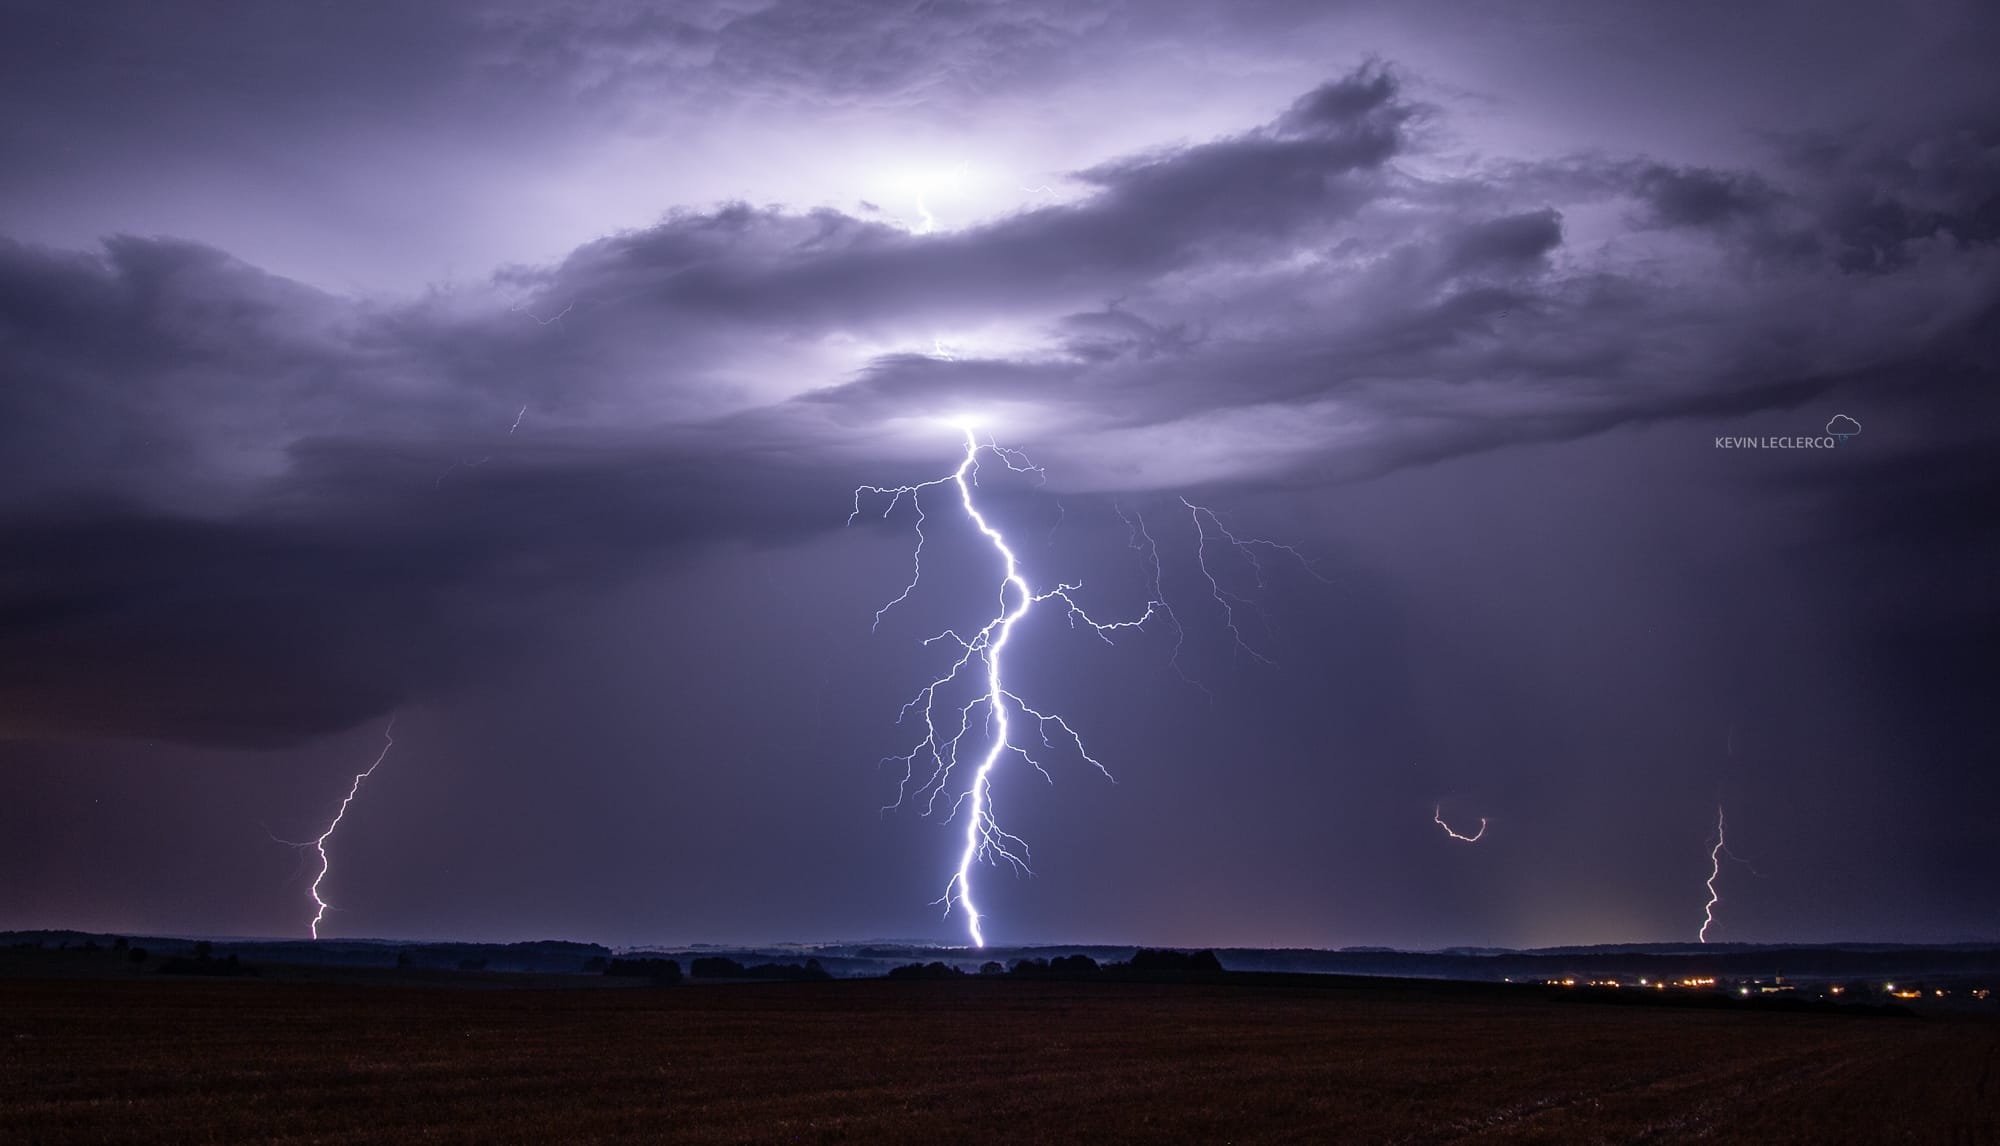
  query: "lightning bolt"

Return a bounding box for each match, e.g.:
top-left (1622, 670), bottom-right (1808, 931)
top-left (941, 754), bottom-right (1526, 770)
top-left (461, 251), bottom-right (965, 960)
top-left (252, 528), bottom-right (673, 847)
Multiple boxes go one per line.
top-left (909, 161), bottom-right (970, 236)
top-left (437, 379), bottom-right (528, 488)
top-left (511, 300), bottom-right (572, 327)
top-left (1699, 804), bottom-right (1726, 943)
top-left (1115, 503), bottom-right (1209, 698)
top-left (306, 717), bottom-right (396, 940)
top-left (434, 455), bottom-right (492, 487)
top-left (1434, 806), bottom-right (1487, 843)
top-left (1694, 803), bottom-right (1764, 942)
top-left (1182, 497), bottom-right (1329, 664)
top-left (853, 430), bottom-right (1163, 947)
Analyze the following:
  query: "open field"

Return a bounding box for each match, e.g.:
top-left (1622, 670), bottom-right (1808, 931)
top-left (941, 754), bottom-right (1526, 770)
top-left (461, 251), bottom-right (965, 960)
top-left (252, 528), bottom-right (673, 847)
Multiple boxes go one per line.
top-left (2, 977), bottom-right (1995, 1144)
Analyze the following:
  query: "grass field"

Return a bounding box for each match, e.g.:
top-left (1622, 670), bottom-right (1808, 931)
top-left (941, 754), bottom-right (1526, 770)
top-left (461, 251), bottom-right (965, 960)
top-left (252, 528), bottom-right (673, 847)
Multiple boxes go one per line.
top-left (2, 977), bottom-right (1994, 1144)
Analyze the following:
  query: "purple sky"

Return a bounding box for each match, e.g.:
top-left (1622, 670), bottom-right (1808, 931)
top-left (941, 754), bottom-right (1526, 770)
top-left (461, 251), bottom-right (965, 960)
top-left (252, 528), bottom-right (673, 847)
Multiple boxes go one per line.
top-left (2, 0), bottom-right (1996, 948)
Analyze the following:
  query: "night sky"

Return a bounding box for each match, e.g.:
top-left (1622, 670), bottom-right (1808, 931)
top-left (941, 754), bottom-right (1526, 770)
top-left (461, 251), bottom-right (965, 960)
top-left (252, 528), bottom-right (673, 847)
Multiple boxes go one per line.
top-left (3, 1), bottom-right (1996, 950)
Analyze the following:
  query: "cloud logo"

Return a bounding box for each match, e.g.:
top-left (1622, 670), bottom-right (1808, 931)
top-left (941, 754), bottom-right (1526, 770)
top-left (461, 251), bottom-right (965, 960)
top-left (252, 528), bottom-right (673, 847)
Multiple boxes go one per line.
top-left (1826, 414), bottom-right (1861, 444)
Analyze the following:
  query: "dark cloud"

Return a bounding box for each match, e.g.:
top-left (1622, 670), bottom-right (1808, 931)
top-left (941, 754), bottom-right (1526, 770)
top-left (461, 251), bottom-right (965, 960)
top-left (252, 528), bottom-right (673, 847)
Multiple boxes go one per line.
top-left (3, 58), bottom-right (1996, 750)
top-left (0, 3), bottom-right (1996, 949)
top-left (1631, 164), bottom-right (1779, 229)
top-left (1275, 64), bottom-right (1406, 138)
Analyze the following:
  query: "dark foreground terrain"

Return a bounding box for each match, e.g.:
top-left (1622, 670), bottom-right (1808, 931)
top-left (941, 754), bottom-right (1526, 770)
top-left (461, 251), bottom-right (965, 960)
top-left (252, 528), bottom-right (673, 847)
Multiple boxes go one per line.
top-left (2, 977), bottom-right (1994, 1144)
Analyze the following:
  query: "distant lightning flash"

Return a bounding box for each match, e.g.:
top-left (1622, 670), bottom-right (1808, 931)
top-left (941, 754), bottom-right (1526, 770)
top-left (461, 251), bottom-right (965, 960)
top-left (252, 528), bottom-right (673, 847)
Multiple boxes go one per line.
top-left (1699, 804), bottom-right (1727, 943)
top-left (1434, 806), bottom-right (1487, 843)
top-left (852, 430), bottom-right (1163, 947)
top-left (1695, 804), bottom-right (1764, 941)
top-left (434, 455), bottom-right (491, 487)
top-left (511, 300), bottom-right (573, 327)
top-left (306, 717), bottom-right (396, 940)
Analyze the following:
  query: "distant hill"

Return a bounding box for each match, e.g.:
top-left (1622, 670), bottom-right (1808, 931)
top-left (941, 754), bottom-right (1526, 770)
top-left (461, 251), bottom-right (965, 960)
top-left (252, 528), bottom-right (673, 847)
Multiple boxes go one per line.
top-left (6, 931), bottom-right (1997, 993)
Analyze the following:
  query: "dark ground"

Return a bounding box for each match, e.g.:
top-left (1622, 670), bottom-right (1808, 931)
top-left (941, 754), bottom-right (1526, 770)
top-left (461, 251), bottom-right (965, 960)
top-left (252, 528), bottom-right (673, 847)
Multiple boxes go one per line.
top-left (2, 975), bottom-right (1995, 1144)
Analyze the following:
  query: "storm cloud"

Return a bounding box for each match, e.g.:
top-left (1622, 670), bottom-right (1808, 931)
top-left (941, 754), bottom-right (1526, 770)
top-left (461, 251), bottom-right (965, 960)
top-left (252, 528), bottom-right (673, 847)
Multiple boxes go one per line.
top-left (2, 0), bottom-right (1995, 947)
top-left (4, 42), bottom-right (1997, 746)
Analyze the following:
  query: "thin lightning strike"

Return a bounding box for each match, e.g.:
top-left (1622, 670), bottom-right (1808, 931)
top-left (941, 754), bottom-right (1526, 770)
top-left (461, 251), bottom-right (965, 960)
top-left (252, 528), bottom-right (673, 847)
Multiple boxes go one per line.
top-left (1699, 804), bottom-right (1727, 943)
top-left (437, 390), bottom-right (528, 489)
top-left (1434, 806), bottom-right (1487, 843)
top-left (853, 430), bottom-right (1162, 947)
top-left (909, 161), bottom-right (970, 235)
top-left (511, 300), bottom-right (573, 327)
top-left (1116, 502), bottom-right (1205, 698)
top-left (306, 718), bottom-right (396, 940)
top-left (1694, 805), bottom-right (1764, 942)
top-left (434, 455), bottom-right (492, 487)
top-left (1182, 498), bottom-right (1328, 664)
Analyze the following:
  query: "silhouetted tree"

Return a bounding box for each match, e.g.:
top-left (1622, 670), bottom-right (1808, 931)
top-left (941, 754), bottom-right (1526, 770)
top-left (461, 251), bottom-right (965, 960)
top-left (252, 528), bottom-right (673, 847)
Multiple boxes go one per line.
top-left (1126, 948), bottom-right (1225, 976)
top-left (1009, 958), bottom-right (1051, 979)
top-left (691, 956), bottom-right (748, 979)
top-left (160, 947), bottom-right (256, 977)
top-left (726, 960), bottom-right (832, 982)
top-left (605, 958), bottom-right (683, 984)
top-left (887, 961), bottom-right (965, 981)
top-left (1050, 954), bottom-right (1101, 978)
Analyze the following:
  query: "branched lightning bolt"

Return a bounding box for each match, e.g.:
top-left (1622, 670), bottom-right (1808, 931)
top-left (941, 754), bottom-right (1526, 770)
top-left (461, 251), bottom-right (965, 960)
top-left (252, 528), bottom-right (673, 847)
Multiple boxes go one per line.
top-left (306, 717), bottom-right (397, 940)
top-left (1182, 498), bottom-right (1329, 664)
top-left (1116, 502), bottom-right (1206, 698)
top-left (1699, 804), bottom-right (1726, 943)
top-left (853, 430), bottom-right (1162, 947)
top-left (1434, 806), bottom-right (1487, 843)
